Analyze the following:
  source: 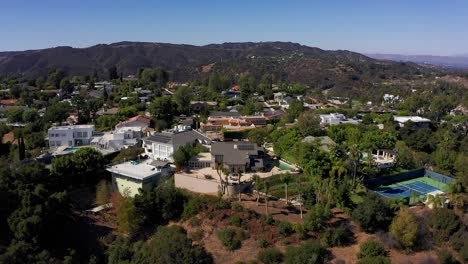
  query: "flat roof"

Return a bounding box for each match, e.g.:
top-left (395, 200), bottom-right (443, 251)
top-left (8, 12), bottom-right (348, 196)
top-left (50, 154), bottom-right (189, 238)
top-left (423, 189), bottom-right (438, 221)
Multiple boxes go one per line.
top-left (106, 161), bottom-right (160, 180)
top-left (394, 116), bottom-right (431, 123)
top-left (49, 125), bottom-right (95, 130)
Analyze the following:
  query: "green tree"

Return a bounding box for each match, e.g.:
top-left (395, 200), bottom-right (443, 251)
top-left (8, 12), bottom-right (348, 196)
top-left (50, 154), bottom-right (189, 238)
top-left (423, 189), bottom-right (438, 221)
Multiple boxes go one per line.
top-left (357, 238), bottom-right (388, 260)
top-left (284, 239), bottom-right (328, 264)
top-left (149, 97), bottom-right (175, 124)
top-left (7, 108), bottom-right (24, 123)
top-left (428, 208), bottom-right (461, 241)
top-left (44, 102), bottom-right (71, 123)
top-left (95, 180), bottom-right (111, 205)
top-left (173, 144), bottom-right (196, 171)
top-left (60, 77), bottom-right (73, 94)
top-left (304, 204), bottom-right (332, 232)
top-left (22, 109), bottom-right (39, 123)
top-left (297, 111), bottom-right (321, 136)
top-left (173, 86), bottom-right (193, 114)
top-left (281, 174), bottom-right (292, 204)
top-left (115, 191), bottom-right (143, 234)
top-left (47, 68), bottom-right (65, 89)
top-left (258, 248), bottom-right (284, 264)
top-left (108, 66), bottom-right (119, 80)
top-left (389, 208), bottom-right (419, 250)
top-left (286, 99), bottom-right (304, 122)
top-left (145, 225), bottom-right (213, 264)
top-left (352, 192), bottom-right (393, 233)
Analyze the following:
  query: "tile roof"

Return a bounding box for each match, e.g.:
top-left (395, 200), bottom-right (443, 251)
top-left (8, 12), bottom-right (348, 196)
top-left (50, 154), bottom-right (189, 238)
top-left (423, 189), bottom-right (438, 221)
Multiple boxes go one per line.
top-left (116, 115), bottom-right (151, 128)
top-left (0, 99), bottom-right (18, 105)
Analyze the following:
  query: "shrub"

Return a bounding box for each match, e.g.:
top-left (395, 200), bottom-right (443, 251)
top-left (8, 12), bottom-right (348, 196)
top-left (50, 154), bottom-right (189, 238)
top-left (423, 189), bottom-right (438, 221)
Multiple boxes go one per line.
top-left (182, 195), bottom-right (230, 219)
top-left (230, 215), bottom-right (243, 227)
top-left (357, 256), bottom-right (391, 264)
top-left (279, 221), bottom-right (294, 237)
top-left (428, 208), bottom-right (461, 242)
top-left (259, 238), bottom-right (269, 248)
top-left (389, 208), bottom-right (419, 250)
top-left (461, 242), bottom-right (468, 262)
top-left (449, 228), bottom-right (468, 251)
top-left (190, 229), bottom-right (204, 241)
top-left (304, 204), bottom-right (332, 232)
top-left (352, 193), bottom-right (393, 233)
top-left (322, 224), bottom-right (354, 247)
top-left (188, 217), bottom-right (201, 227)
top-left (258, 248), bottom-right (284, 264)
top-left (292, 223), bottom-right (307, 240)
top-left (438, 251), bottom-right (459, 264)
top-left (232, 203), bottom-right (244, 212)
top-left (264, 214), bottom-right (275, 225)
top-left (218, 228), bottom-right (247, 250)
top-left (357, 239), bottom-right (387, 259)
top-left (285, 239), bottom-right (328, 264)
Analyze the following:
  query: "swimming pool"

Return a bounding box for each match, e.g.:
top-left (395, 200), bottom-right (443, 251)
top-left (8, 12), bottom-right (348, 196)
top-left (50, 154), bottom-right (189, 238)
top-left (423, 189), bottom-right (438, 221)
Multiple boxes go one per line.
top-left (63, 147), bottom-right (80, 151)
top-left (278, 161), bottom-right (294, 171)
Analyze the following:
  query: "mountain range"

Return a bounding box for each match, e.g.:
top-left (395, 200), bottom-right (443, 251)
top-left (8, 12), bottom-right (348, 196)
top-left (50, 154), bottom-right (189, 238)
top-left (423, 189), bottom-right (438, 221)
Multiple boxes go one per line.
top-left (0, 41), bottom-right (429, 97)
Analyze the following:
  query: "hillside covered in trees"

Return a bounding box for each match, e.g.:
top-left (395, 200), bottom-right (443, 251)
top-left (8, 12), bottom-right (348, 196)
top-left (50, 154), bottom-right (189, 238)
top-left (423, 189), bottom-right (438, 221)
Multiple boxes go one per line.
top-left (0, 41), bottom-right (434, 95)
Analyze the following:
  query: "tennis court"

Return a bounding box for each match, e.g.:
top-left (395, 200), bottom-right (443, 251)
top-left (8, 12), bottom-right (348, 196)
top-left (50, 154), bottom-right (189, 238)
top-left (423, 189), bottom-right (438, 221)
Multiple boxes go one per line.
top-left (372, 176), bottom-right (447, 199)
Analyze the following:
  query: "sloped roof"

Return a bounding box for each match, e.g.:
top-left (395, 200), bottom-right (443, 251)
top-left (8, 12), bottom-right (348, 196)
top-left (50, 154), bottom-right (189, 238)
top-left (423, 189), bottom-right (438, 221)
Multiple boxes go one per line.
top-left (0, 99), bottom-right (17, 105)
top-left (144, 129), bottom-right (210, 146)
top-left (116, 115), bottom-right (151, 128)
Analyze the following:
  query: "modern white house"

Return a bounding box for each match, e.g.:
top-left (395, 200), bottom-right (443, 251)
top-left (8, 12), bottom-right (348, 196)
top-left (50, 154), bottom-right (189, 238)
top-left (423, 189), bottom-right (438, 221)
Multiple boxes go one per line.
top-left (106, 160), bottom-right (169, 197)
top-left (319, 113), bottom-right (346, 125)
top-left (91, 126), bottom-right (143, 152)
top-left (142, 125), bottom-right (210, 162)
top-left (394, 116), bottom-right (431, 128)
top-left (48, 125), bottom-right (95, 148)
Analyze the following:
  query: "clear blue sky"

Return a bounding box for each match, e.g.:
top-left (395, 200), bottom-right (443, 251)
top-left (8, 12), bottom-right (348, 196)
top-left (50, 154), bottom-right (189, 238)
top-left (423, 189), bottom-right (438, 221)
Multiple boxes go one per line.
top-left (2, 0), bottom-right (467, 55)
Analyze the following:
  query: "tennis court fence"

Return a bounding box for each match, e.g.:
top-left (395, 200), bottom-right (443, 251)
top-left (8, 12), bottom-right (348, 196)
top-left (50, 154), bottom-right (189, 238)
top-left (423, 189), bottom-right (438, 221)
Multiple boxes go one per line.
top-left (364, 169), bottom-right (455, 188)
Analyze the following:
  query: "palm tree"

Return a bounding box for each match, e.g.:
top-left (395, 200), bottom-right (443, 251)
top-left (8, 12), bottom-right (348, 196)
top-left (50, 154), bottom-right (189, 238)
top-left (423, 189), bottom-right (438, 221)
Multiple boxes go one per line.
top-left (281, 173), bottom-right (292, 205)
top-left (448, 193), bottom-right (465, 212)
top-left (253, 175), bottom-right (261, 206)
top-left (215, 161), bottom-right (225, 195)
top-left (223, 168), bottom-right (231, 197)
top-left (348, 145), bottom-right (360, 186)
top-left (426, 194), bottom-right (445, 209)
top-left (296, 174), bottom-right (304, 219)
top-left (264, 181), bottom-right (270, 215)
top-left (236, 168), bottom-right (243, 202)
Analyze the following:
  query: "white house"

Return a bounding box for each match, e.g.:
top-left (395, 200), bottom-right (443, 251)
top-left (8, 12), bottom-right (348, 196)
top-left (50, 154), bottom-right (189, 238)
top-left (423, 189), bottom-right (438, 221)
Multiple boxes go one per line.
top-left (319, 113), bottom-right (346, 125)
top-left (91, 126), bottom-right (143, 152)
top-left (106, 160), bottom-right (167, 197)
top-left (48, 125), bottom-right (95, 149)
top-left (274, 92), bottom-right (285, 103)
top-left (142, 125), bottom-right (211, 162)
top-left (394, 116), bottom-right (431, 128)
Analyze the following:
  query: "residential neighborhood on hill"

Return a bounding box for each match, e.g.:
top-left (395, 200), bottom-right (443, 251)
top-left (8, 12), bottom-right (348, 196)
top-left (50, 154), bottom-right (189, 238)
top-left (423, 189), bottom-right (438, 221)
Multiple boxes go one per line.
top-left (1, 2), bottom-right (468, 263)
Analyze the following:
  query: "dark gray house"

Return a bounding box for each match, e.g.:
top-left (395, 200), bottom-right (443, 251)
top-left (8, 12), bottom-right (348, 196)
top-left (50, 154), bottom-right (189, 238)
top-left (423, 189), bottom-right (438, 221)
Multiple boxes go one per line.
top-left (210, 141), bottom-right (265, 173)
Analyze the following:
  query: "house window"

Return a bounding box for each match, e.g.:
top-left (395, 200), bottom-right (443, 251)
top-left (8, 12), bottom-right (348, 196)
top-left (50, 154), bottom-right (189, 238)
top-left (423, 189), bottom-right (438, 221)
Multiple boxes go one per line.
top-left (57, 141), bottom-right (62, 146)
top-left (68, 141), bottom-right (73, 146)
top-left (50, 141), bottom-right (55, 147)
top-left (83, 132), bottom-right (88, 137)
